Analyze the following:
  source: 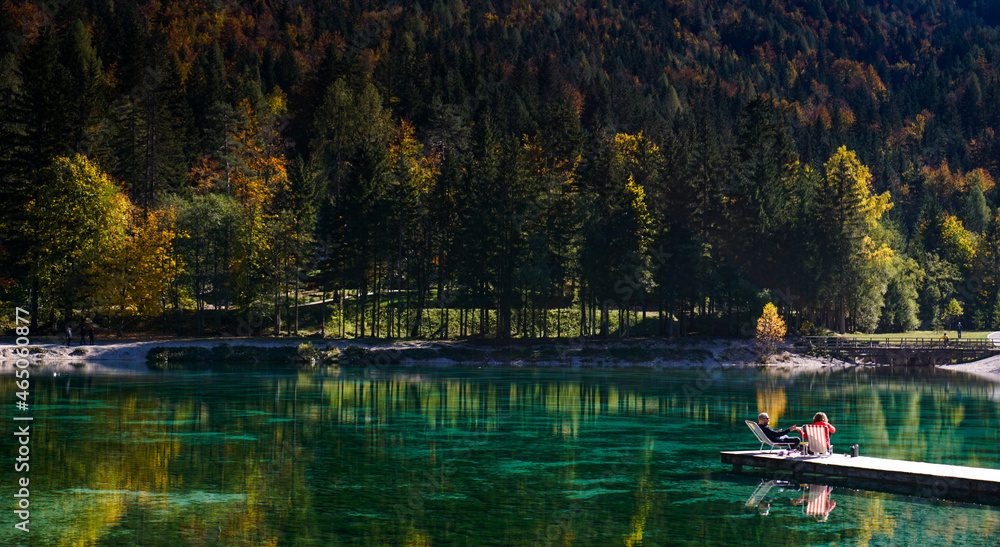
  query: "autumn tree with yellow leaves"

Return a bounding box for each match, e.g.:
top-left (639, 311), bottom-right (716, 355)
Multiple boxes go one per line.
top-left (756, 303), bottom-right (787, 359)
top-left (228, 93), bottom-right (292, 324)
top-left (90, 208), bottom-right (182, 334)
top-left (26, 155), bottom-right (132, 321)
top-left (27, 155), bottom-right (181, 330)
top-left (814, 146), bottom-right (894, 333)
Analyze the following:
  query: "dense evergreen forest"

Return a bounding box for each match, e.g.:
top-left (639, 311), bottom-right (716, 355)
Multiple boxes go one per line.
top-left (2, 0), bottom-right (1000, 338)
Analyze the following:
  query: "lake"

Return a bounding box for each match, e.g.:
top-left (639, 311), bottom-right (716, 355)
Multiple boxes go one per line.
top-left (2, 362), bottom-right (999, 546)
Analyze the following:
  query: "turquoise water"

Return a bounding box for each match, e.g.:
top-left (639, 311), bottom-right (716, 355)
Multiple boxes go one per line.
top-left (2, 364), bottom-right (999, 545)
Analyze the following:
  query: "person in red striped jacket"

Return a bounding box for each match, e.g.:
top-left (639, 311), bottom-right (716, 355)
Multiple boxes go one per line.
top-left (802, 412), bottom-right (836, 446)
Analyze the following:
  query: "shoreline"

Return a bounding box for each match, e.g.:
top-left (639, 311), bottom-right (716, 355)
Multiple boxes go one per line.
top-left (0, 337), bottom-right (866, 372)
top-left (937, 354), bottom-right (1000, 382)
top-left (0, 337), bottom-right (997, 379)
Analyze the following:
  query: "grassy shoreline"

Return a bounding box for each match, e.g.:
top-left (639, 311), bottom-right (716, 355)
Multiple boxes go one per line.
top-left (6, 333), bottom-right (997, 368)
top-left (7, 336), bottom-right (1000, 381)
top-left (144, 339), bottom-right (724, 368)
top-left (3, 336), bottom-right (777, 368)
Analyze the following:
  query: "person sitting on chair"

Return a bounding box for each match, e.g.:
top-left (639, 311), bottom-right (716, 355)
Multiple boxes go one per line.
top-left (757, 412), bottom-right (802, 449)
top-left (802, 412), bottom-right (836, 447)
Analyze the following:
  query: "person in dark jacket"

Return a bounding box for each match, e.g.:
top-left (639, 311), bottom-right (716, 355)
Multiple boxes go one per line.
top-left (757, 412), bottom-right (802, 449)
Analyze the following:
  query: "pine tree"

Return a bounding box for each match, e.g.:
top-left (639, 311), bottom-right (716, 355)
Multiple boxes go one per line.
top-left (729, 97), bottom-right (802, 288)
top-left (0, 53), bottom-right (31, 297)
top-left (17, 29), bottom-right (76, 325)
top-left (273, 156), bottom-right (321, 335)
top-left (963, 183), bottom-right (991, 233)
top-left (814, 147), bottom-right (892, 332)
top-left (61, 19), bottom-right (108, 154)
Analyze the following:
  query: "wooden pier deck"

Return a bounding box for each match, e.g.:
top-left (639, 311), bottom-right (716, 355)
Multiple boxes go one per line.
top-left (721, 450), bottom-right (1000, 499)
top-left (796, 336), bottom-right (1000, 365)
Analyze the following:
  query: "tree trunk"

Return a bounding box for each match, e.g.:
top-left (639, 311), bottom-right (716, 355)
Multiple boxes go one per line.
top-left (274, 254), bottom-right (281, 336)
top-left (373, 262), bottom-right (381, 338)
top-left (600, 301), bottom-right (609, 338)
top-left (284, 261), bottom-right (291, 336)
top-left (30, 276), bottom-right (39, 331)
top-left (320, 284), bottom-right (326, 338)
top-left (556, 299), bottom-right (561, 338)
top-left (359, 280), bottom-right (367, 338)
top-left (838, 296), bottom-right (846, 334)
top-left (498, 266), bottom-right (512, 339)
top-left (410, 277), bottom-right (425, 338)
top-left (292, 256), bottom-right (299, 336)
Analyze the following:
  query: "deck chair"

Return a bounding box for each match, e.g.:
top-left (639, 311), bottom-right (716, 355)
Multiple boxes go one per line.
top-left (746, 480), bottom-right (776, 508)
top-left (803, 424), bottom-right (833, 457)
top-left (798, 484), bottom-right (836, 522)
top-left (745, 420), bottom-right (796, 452)
top-left (745, 479), bottom-right (792, 508)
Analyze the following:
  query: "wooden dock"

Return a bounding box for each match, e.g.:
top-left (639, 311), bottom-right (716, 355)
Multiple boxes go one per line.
top-left (721, 450), bottom-right (1000, 500)
top-left (796, 336), bottom-right (1000, 365)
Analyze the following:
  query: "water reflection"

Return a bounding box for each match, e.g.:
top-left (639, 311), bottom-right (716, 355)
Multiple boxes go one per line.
top-left (0, 363), bottom-right (998, 545)
top-left (746, 479), bottom-right (796, 514)
top-left (793, 484), bottom-right (837, 522)
top-left (745, 481), bottom-right (837, 522)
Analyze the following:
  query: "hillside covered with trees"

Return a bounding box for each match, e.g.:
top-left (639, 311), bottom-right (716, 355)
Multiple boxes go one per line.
top-left (2, 0), bottom-right (999, 338)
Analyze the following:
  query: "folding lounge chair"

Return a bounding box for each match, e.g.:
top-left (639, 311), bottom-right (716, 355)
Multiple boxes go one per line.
top-left (745, 420), bottom-right (796, 452)
top-left (746, 480), bottom-right (775, 507)
top-left (803, 424), bottom-right (833, 457)
top-left (799, 484), bottom-right (836, 521)
top-left (745, 479), bottom-right (792, 507)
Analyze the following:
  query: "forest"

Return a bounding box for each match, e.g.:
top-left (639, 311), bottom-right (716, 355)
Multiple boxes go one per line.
top-left (1, 0), bottom-right (999, 338)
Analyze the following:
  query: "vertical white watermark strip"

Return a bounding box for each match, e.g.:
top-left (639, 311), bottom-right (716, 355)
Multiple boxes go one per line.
top-left (12, 307), bottom-right (32, 533)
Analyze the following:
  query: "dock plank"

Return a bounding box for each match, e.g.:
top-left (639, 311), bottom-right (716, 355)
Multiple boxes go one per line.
top-left (721, 450), bottom-right (1000, 498)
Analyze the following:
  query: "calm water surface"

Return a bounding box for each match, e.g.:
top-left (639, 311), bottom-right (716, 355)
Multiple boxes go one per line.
top-left (2, 362), bottom-right (999, 546)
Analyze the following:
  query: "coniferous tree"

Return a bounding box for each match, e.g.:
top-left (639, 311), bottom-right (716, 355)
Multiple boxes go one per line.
top-left (0, 53), bottom-right (31, 298)
top-left (814, 146), bottom-right (892, 332)
top-left (963, 183), bottom-right (991, 234)
top-left (61, 19), bottom-right (108, 155)
top-left (728, 97), bottom-right (802, 289)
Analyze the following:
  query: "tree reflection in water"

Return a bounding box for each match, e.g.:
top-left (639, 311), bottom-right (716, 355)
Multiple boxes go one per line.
top-left (0, 364), bottom-right (997, 545)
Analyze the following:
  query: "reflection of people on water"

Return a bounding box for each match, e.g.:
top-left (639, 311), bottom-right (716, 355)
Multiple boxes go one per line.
top-left (746, 479), bottom-right (794, 515)
top-left (793, 484), bottom-right (837, 522)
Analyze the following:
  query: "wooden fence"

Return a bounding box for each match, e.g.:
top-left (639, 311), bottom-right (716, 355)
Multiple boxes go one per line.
top-left (794, 336), bottom-right (1000, 366)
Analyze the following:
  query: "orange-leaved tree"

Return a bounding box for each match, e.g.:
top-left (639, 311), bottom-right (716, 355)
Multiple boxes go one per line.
top-left (756, 302), bottom-right (787, 359)
top-left (89, 206), bottom-right (182, 334)
top-left (228, 94), bottom-right (290, 313)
